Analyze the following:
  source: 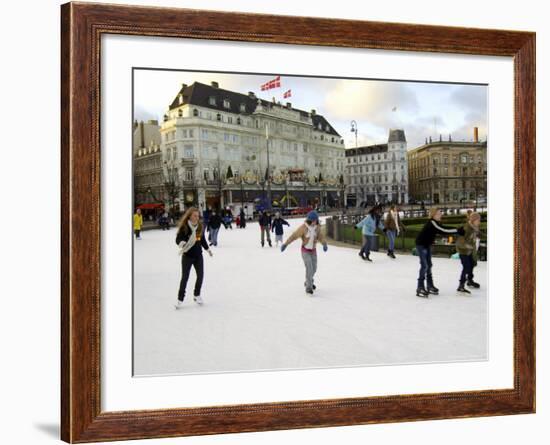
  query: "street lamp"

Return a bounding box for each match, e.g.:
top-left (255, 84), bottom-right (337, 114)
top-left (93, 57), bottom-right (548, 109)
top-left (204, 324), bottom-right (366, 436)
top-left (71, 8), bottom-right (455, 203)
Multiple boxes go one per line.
top-left (350, 120), bottom-right (358, 148)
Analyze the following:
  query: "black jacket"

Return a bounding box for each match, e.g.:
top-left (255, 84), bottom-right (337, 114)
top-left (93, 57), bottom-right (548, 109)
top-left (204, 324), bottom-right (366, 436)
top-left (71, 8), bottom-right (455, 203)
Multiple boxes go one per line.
top-left (271, 218), bottom-right (289, 235)
top-left (415, 219), bottom-right (464, 248)
top-left (176, 225), bottom-right (209, 258)
top-left (259, 213), bottom-right (272, 227)
top-left (208, 214), bottom-right (222, 230)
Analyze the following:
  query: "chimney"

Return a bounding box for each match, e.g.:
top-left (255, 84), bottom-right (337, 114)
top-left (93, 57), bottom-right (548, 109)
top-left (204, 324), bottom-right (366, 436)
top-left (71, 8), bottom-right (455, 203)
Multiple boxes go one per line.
top-left (139, 121), bottom-right (145, 148)
top-left (311, 109), bottom-right (316, 116)
top-left (429, 136), bottom-right (432, 143)
top-left (211, 81), bottom-right (219, 88)
top-left (449, 134), bottom-right (452, 142)
top-left (474, 127), bottom-right (479, 143)
top-left (439, 134), bottom-right (442, 142)
top-left (181, 83), bottom-right (188, 90)
top-left (248, 91), bottom-right (256, 99)
top-left (286, 102), bottom-right (292, 109)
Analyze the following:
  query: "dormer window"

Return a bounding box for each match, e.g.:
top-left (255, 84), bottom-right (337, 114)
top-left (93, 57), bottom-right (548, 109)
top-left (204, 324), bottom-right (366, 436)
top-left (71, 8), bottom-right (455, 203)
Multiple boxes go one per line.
top-left (208, 96), bottom-right (216, 106)
top-left (178, 94), bottom-right (183, 105)
top-left (177, 109), bottom-right (183, 117)
top-left (239, 103), bottom-right (246, 112)
top-left (223, 99), bottom-right (231, 109)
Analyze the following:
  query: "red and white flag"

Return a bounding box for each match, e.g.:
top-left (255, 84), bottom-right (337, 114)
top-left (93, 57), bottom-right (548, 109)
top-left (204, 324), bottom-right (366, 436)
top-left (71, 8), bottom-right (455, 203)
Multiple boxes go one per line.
top-left (283, 89), bottom-right (291, 98)
top-left (260, 75), bottom-right (281, 91)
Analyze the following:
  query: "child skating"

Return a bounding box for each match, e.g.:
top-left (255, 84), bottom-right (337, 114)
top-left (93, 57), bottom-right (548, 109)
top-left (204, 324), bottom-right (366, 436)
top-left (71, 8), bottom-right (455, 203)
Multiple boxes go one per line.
top-left (355, 206), bottom-right (384, 262)
top-left (270, 212), bottom-right (290, 247)
top-left (174, 207), bottom-right (213, 309)
top-left (455, 212), bottom-right (482, 294)
top-left (415, 207), bottom-right (464, 298)
top-left (281, 211), bottom-right (328, 295)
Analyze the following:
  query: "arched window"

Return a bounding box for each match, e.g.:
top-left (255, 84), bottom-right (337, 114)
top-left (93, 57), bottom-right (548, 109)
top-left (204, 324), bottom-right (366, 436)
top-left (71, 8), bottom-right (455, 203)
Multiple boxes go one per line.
top-left (193, 109), bottom-right (199, 117)
top-left (178, 109), bottom-right (183, 117)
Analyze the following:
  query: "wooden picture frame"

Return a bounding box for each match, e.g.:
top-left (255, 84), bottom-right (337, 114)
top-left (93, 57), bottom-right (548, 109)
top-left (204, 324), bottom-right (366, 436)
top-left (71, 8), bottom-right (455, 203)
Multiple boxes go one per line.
top-left (61, 2), bottom-right (536, 442)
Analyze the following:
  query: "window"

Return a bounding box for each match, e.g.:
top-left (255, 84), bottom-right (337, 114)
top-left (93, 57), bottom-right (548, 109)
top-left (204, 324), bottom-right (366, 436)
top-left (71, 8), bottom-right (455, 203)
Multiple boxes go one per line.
top-left (193, 109), bottom-right (199, 117)
top-left (208, 96), bottom-right (216, 106)
top-left (240, 103), bottom-right (246, 112)
top-left (189, 129), bottom-right (194, 138)
top-left (237, 117), bottom-right (241, 125)
top-left (185, 169), bottom-right (193, 181)
top-left (228, 116), bottom-right (233, 124)
top-left (223, 99), bottom-right (231, 109)
top-left (184, 145), bottom-right (194, 158)
top-left (178, 109), bottom-right (183, 117)
top-left (203, 169), bottom-right (209, 180)
top-left (216, 113), bottom-right (222, 122)
top-left (201, 129), bottom-right (208, 139)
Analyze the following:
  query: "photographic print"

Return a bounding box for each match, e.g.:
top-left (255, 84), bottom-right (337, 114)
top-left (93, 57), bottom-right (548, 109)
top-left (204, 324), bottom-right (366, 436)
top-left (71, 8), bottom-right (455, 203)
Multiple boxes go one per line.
top-left (132, 69), bottom-right (488, 377)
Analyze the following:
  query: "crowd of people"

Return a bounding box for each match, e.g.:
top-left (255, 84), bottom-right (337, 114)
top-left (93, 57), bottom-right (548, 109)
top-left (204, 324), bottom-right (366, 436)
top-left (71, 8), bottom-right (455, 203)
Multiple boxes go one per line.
top-left (133, 203), bottom-right (484, 307)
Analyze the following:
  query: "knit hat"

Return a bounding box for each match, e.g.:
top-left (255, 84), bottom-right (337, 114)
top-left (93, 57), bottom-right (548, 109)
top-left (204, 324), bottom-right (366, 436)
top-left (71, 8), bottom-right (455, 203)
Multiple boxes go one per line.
top-left (306, 210), bottom-right (319, 222)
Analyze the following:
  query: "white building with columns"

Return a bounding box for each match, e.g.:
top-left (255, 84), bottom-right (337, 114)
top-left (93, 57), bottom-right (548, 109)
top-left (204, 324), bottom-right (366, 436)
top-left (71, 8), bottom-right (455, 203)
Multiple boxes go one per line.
top-left (159, 81), bottom-right (346, 211)
top-left (344, 129), bottom-right (409, 206)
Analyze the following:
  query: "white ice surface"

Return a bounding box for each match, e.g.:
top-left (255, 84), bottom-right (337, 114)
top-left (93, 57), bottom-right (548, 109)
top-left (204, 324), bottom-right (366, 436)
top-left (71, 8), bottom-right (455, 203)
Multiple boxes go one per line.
top-left (133, 217), bottom-right (487, 376)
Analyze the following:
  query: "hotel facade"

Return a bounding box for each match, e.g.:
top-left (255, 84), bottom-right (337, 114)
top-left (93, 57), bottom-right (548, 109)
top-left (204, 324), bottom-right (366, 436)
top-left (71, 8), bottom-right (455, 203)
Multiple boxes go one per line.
top-left (153, 81), bottom-right (346, 211)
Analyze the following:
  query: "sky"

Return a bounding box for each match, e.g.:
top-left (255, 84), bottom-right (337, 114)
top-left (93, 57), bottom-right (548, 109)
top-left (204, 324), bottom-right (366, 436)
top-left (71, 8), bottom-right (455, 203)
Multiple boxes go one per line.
top-left (133, 69), bottom-right (487, 150)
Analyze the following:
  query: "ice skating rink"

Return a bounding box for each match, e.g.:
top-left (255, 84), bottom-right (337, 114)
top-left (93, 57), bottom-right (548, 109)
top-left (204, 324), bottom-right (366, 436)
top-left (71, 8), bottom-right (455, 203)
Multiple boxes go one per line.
top-left (133, 217), bottom-right (487, 376)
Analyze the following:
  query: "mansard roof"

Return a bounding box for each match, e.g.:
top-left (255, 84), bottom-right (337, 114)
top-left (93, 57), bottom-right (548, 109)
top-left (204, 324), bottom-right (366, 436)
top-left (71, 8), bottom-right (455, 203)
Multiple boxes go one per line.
top-left (168, 81), bottom-right (340, 136)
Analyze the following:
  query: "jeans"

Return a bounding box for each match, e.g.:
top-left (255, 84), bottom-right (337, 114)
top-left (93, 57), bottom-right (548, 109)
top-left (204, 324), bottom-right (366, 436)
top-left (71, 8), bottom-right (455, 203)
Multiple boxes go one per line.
top-left (459, 254), bottom-right (475, 284)
top-left (386, 230), bottom-right (396, 251)
top-left (209, 227), bottom-right (219, 246)
top-left (178, 254), bottom-right (204, 301)
top-left (260, 226), bottom-right (271, 245)
top-left (359, 235), bottom-right (374, 257)
top-left (416, 245), bottom-right (433, 289)
top-left (302, 250), bottom-right (318, 290)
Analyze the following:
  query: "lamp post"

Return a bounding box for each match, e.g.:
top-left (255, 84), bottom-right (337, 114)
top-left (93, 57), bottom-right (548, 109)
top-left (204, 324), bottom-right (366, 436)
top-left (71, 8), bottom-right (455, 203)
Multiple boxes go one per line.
top-left (265, 123), bottom-right (272, 210)
top-left (350, 120), bottom-right (358, 148)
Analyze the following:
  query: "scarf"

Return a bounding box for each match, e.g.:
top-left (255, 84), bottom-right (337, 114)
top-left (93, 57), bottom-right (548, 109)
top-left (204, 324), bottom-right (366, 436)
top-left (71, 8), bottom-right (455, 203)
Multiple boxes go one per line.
top-left (304, 224), bottom-right (317, 249)
top-left (179, 221), bottom-right (199, 255)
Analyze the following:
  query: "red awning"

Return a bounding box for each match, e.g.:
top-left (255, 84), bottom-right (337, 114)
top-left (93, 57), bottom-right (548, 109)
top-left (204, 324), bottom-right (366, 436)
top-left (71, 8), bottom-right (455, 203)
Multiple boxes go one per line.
top-left (137, 203), bottom-right (165, 210)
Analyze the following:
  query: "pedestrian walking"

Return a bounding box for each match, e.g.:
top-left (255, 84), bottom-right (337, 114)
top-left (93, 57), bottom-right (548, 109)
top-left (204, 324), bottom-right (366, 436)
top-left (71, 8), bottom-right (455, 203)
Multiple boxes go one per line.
top-left (355, 206), bottom-right (384, 262)
top-left (271, 212), bottom-right (290, 247)
top-left (175, 207), bottom-right (213, 308)
top-left (281, 210), bottom-right (328, 295)
top-left (258, 210), bottom-right (272, 247)
top-left (455, 212), bottom-right (482, 294)
top-left (415, 207), bottom-right (465, 298)
top-left (133, 208), bottom-right (143, 240)
top-left (207, 209), bottom-right (222, 246)
top-left (384, 204), bottom-right (404, 258)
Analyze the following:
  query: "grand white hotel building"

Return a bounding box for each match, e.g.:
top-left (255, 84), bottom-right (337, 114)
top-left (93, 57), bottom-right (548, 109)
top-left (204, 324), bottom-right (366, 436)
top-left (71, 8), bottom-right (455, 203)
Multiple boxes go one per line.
top-left (157, 81), bottom-right (346, 210)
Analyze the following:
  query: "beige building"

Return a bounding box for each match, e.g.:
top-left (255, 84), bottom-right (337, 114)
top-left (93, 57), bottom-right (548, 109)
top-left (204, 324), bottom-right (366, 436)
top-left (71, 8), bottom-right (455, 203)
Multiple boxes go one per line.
top-left (407, 131), bottom-right (487, 205)
top-left (159, 81), bottom-right (346, 210)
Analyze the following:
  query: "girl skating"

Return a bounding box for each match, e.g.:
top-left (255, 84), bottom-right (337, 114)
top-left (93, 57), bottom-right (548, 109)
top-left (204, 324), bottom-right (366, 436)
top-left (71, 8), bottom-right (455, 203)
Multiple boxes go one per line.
top-left (270, 212), bottom-right (290, 247)
top-left (281, 211), bottom-right (328, 295)
top-left (384, 204), bottom-right (404, 258)
top-left (175, 207), bottom-right (213, 308)
top-left (455, 212), bottom-right (482, 294)
top-left (415, 207), bottom-right (464, 298)
top-left (355, 206), bottom-right (384, 262)
top-left (133, 208), bottom-right (143, 240)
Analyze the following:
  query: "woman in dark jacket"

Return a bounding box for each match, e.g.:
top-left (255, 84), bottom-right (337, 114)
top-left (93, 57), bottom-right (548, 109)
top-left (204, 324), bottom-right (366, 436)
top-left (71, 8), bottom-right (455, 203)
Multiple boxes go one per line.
top-left (415, 207), bottom-right (464, 298)
top-left (175, 207), bottom-right (213, 308)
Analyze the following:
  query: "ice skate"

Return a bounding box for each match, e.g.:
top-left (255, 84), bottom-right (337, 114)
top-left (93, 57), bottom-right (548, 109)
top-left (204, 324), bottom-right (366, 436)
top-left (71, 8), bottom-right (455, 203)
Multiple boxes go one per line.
top-left (457, 285), bottom-right (471, 295)
top-left (467, 280), bottom-right (480, 289)
top-left (427, 285), bottom-right (439, 295)
top-left (193, 295), bottom-right (204, 305)
top-left (416, 287), bottom-right (429, 298)
top-left (174, 299), bottom-right (184, 309)
top-left (305, 288), bottom-right (314, 295)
